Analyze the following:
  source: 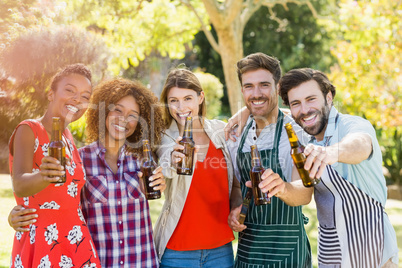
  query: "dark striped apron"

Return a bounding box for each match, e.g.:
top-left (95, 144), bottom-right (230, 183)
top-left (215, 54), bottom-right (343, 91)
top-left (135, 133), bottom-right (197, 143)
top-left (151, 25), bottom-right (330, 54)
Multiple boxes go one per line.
top-left (315, 165), bottom-right (384, 268)
top-left (235, 111), bottom-right (311, 268)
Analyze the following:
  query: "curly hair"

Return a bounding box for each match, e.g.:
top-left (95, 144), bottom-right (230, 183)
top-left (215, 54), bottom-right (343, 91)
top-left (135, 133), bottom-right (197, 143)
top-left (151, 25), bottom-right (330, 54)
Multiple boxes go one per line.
top-left (85, 78), bottom-right (165, 156)
top-left (160, 68), bottom-right (206, 127)
top-left (50, 63), bottom-right (92, 91)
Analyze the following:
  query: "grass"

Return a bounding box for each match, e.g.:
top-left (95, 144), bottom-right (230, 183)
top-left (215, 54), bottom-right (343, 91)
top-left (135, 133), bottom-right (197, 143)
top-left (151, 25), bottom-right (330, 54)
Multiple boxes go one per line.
top-left (1, 174), bottom-right (401, 268)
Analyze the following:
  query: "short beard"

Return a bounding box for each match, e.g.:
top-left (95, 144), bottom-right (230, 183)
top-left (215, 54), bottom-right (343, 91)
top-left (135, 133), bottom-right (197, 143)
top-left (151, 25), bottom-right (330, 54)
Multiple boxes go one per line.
top-left (296, 104), bottom-right (330, 137)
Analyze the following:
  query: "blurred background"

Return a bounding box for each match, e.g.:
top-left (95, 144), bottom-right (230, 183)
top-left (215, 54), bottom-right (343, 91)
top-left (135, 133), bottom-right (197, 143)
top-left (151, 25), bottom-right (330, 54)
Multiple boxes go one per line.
top-left (0, 0), bottom-right (400, 267)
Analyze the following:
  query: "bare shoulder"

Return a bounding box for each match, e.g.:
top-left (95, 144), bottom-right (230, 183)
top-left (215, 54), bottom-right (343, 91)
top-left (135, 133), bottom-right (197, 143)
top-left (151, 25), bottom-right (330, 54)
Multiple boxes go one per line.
top-left (11, 124), bottom-right (36, 154)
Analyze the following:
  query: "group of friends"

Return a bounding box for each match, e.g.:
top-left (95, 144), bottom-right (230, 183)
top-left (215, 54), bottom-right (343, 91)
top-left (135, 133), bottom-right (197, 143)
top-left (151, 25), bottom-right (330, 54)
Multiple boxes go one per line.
top-left (7, 52), bottom-right (398, 268)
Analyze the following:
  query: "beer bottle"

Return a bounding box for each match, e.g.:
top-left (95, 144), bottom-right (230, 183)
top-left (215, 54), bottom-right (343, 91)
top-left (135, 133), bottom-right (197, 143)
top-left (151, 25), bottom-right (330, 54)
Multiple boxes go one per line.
top-left (141, 139), bottom-right (161, 200)
top-left (238, 188), bottom-right (252, 224)
top-left (250, 145), bottom-right (271, 205)
top-left (49, 117), bottom-right (66, 183)
top-left (285, 122), bottom-right (320, 187)
top-left (177, 116), bottom-right (195, 175)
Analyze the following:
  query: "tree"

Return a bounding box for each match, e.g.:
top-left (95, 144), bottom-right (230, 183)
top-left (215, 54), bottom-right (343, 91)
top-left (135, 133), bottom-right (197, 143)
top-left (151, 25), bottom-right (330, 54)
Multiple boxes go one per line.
top-left (181, 0), bottom-right (334, 114)
top-left (0, 26), bottom-right (110, 166)
top-left (64, 0), bottom-right (334, 114)
top-left (328, 0), bottom-right (402, 184)
top-left (193, 1), bottom-right (336, 115)
top-left (64, 0), bottom-right (207, 73)
top-left (0, 0), bottom-right (64, 49)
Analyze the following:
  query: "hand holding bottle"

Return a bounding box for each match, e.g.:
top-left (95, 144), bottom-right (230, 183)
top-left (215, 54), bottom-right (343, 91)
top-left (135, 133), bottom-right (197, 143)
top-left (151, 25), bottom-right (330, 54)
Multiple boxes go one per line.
top-left (228, 205), bottom-right (247, 233)
top-left (249, 145), bottom-right (271, 205)
top-left (48, 117), bottom-right (66, 183)
top-left (39, 156), bottom-right (66, 183)
top-left (303, 144), bottom-right (335, 180)
top-left (138, 166), bottom-right (166, 196)
top-left (171, 136), bottom-right (200, 173)
top-left (140, 139), bottom-right (163, 199)
top-left (245, 168), bottom-right (286, 198)
top-left (285, 123), bottom-right (320, 187)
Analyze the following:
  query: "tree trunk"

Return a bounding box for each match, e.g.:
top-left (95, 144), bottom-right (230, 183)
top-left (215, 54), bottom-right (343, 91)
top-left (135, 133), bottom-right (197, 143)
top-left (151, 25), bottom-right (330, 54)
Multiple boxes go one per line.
top-left (215, 23), bottom-right (244, 115)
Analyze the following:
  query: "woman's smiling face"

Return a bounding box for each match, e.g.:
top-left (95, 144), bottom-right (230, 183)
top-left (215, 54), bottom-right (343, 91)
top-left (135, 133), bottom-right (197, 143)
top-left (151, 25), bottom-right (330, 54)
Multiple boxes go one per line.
top-left (48, 73), bottom-right (92, 123)
top-left (105, 95), bottom-right (140, 142)
top-left (167, 87), bottom-right (204, 126)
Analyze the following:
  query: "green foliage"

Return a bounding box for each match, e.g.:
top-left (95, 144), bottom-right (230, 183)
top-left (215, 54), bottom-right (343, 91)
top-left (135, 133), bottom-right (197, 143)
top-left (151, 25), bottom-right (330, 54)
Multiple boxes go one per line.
top-left (329, 0), bottom-right (402, 184)
top-left (69, 115), bottom-right (87, 149)
top-left (193, 0), bottom-right (337, 116)
top-left (0, 0), bottom-right (63, 49)
top-left (243, 2), bottom-right (337, 73)
top-left (194, 70), bottom-right (224, 120)
top-left (64, 0), bottom-right (207, 74)
top-left (0, 25), bottom-right (110, 172)
top-left (330, 0), bottom-right (401, 128)
top-left (379, 128), bottom-right (402, 185)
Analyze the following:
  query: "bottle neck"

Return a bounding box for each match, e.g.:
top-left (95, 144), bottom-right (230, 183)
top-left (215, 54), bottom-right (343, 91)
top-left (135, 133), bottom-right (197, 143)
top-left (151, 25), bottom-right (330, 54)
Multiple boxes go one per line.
top-left (251, 157), bottom-right (262, 167)
top-left (51, 123), bottom-right (62, 142)
top-left (250, 148), bottom-right (262, 167)
top-left (183, 119), bottom-right (193, 139)
top-left (289, 140), bottom-right (299, 148)
top-left (285, 124), bottom-right (300, 149)
top-left (142, 141), bottom-right (153, 162)
top-left (143, 149), bottom-right (153, 162)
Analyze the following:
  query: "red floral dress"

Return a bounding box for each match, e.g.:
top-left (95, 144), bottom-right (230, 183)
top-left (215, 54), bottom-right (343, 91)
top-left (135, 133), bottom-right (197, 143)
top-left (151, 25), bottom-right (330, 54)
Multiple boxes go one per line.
top-left (9, 120), bottom-right (101, 268)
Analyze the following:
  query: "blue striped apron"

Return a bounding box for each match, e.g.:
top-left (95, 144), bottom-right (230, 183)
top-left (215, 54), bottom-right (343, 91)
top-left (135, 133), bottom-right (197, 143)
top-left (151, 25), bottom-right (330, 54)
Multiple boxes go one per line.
top-left (235, 110), bottom-right (311, 268)
top-left (315, 165), bottom-right (384, 268)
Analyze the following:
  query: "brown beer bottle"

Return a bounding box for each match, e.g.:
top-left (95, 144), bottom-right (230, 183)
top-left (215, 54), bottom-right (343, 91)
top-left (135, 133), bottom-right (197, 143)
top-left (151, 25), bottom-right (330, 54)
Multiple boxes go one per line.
top-left (49, 117), bottom-right (66, 183)
top-left (285, 123), bottom-right (320, 187)
top-left (141, 139), bottom-right (161, 200)
top-left (177, 116), bottom-right (195, 175)
top-left (250, 145), bottom-right (271, 205)
top-left (238, 188), bottom-right (252, 224)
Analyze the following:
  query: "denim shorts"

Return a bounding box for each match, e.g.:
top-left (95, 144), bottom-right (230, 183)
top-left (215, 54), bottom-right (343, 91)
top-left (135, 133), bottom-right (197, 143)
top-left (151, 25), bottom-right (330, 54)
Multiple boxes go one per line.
top-left (160, 242), bottom-right (234, 268)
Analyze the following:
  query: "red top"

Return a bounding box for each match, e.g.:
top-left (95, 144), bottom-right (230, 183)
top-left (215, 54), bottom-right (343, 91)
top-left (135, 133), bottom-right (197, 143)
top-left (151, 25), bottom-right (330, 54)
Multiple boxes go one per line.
top-left (167, 141), bottom-right (234, 250)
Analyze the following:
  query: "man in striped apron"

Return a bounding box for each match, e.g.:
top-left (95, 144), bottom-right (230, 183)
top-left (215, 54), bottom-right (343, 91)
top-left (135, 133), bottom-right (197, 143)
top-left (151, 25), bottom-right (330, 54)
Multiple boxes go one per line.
top-left (278, 68), bottom-right (399, 267)
top-left (227, 53), bottom-right (312, 268)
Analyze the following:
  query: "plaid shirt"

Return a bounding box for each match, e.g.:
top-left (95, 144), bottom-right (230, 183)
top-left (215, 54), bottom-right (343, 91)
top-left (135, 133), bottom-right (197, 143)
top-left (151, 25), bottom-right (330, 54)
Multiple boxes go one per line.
top-left (79, 141), bottom-right (158, 268)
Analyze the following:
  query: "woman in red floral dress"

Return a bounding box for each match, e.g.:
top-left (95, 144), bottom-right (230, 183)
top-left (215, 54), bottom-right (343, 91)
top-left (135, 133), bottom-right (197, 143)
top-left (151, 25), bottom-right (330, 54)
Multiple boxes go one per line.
top-left (8, 64), bottom-right (101, 268)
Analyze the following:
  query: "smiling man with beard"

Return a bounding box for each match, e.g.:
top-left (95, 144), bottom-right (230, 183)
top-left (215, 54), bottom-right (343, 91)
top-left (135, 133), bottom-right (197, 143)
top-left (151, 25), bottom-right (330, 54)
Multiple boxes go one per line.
top-left (279, 68), bottom-right (399, 268)
top-left (227, 53), bottom-right (313, 268)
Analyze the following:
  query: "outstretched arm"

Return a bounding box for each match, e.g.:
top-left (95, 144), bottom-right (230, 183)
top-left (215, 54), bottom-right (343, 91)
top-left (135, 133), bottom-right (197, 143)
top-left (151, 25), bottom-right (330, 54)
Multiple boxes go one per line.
top-left (304, 132), bottom-right (373, 179)
top-left (245, 167), bottom-right (313, 207)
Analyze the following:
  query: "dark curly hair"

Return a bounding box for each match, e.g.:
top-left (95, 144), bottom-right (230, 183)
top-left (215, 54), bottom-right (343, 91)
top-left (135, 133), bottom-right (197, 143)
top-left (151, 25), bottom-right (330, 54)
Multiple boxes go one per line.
top-left (279, 68), bottom-right (336, 106)
top-left (50, 63), bottom-right (92, 91)
top-left (85, 78), bottom-right (165, 156)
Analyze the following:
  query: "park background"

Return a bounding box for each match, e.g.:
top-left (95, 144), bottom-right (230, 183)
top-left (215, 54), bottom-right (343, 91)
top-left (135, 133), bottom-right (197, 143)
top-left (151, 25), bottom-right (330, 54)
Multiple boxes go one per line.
top-left (0, 0), bottom-right (400, 267)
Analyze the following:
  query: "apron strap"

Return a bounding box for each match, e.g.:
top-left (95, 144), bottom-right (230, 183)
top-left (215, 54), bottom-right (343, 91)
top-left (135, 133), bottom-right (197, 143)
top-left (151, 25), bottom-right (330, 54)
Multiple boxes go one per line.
top-left (273, 110), bottom-right (284, 149)
top-left (236, 110), bottom-right (284, 157)
top-left (237, 120), bottom-right (254, 157)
